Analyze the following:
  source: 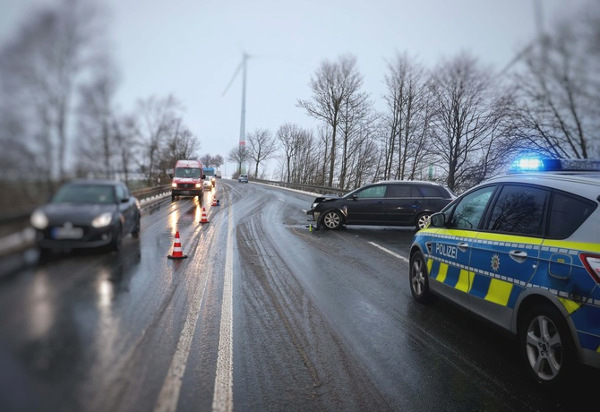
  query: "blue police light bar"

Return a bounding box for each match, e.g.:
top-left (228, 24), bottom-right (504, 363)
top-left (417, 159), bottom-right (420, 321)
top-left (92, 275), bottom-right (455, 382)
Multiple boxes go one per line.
top-left (510, 157), bottom-right (600, 173)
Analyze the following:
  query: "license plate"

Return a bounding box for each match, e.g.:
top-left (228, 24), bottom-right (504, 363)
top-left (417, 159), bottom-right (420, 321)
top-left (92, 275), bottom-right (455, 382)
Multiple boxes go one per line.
top-left (181, 191), bottom-right (190, 195)
top-left (52, 226), bottom-right (84, 239)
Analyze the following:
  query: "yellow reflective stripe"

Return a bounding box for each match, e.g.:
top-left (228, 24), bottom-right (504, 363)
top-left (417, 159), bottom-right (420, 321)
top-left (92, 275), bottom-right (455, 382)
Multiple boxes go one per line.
top-left (456, 269), bottom-right (472, 293)
top-left (484, 278), bottom-right (513, 306)
top-left (476, 232), bottom-right (542, 245)
top-left (439, 229), bottom-right (479, 238)
top-left (437, 263), bottom-right (448, 282)
top-left (543, 240), bottom-right (600, 253)
top-left (427, 258), bottom-right (433, 274)
top-left (558, 297), bottom-right (581, 314)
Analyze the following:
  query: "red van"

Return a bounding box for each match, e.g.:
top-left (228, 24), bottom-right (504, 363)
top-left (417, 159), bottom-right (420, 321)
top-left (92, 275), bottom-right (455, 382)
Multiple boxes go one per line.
top-left (170, 160), bottom-right (204, 201)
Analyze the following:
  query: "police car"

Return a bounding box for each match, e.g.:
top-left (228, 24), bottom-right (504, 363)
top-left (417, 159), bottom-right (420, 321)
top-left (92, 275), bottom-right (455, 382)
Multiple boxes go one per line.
top-left (408, 158), bottom-right (600, 385)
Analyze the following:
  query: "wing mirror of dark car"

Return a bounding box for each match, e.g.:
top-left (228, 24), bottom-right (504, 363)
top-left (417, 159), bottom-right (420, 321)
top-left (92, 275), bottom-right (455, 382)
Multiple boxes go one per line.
top-left (351, 194), bottom-right (358, 200)
top-left (429, 212), bottom-right (446, 228)
top-left (202, 175), bottom-right (206, 179)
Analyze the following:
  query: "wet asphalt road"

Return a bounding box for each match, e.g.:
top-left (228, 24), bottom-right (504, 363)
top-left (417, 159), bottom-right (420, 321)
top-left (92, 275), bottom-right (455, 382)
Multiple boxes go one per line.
top-left (1, 179), bottom-right (599, 412)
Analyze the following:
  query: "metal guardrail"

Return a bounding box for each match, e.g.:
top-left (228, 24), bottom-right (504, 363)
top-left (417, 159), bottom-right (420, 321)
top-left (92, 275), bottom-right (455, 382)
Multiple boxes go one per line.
top-left (252, 178), bottom-right (351, 197)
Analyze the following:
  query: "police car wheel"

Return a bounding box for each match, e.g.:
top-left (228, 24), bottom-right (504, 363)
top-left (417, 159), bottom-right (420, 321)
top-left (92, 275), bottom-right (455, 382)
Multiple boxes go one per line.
top-left (519, 303), bottom-right (575, 385)
top-left (322, 210), bottom-right (342, 230)
top-left (409, 250), bottom-right (432, 303)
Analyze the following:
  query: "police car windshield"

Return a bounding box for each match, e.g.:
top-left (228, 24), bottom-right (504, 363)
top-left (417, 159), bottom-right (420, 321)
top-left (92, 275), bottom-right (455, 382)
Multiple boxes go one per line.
top-left (174, 167), bottom-right (201, 178)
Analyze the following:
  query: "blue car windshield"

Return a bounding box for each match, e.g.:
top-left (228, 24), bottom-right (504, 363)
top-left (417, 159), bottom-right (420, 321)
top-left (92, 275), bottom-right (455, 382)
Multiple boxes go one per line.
top-left (52, 185), bottom-right (116, 204)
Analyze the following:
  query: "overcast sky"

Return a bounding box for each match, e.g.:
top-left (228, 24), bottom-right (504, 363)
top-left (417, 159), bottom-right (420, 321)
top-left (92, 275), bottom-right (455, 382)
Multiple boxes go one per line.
top-left (0, 0), bottom-right (589, 177)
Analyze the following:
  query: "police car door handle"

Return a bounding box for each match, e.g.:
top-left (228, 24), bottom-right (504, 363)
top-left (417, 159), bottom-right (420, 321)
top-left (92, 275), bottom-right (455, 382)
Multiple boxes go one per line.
top-left (457, 242), bottom-right (469, 252)
top-left (509, 250), bottom-right (528, 263)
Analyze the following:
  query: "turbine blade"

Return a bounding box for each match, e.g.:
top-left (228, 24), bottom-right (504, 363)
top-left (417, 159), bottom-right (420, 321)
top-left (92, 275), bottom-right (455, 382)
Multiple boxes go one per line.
top-left (222, 60), bottom-right (244, 97)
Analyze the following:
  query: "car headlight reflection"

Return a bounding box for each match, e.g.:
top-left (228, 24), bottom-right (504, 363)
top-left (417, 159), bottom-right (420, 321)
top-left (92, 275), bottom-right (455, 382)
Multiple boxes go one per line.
top-left (31, 210), bottom-right (48, 229)
top-left (92, 212), bottom-right (113, 228)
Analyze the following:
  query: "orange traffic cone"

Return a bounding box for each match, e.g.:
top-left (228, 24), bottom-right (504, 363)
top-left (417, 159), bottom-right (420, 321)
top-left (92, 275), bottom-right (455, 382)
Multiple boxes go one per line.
top-left (168, 231), bottom-right (188, 259)
top-left (200, 207), bottom-right (209, 223)
top-left (211, 198), bottom-right (219, 206)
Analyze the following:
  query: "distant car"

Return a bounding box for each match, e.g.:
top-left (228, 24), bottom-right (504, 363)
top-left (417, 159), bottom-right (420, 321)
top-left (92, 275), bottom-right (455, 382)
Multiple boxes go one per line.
top-left (30, 179), bottom-right (141, 253)
top-left (409, 158), bottom-right (600, 386)
top-left (307, 180), bottom-right (455, 230)
top-left (238, 174), bottom-right (248, 183)
top-left (203, 166), bottom-right (216, 188)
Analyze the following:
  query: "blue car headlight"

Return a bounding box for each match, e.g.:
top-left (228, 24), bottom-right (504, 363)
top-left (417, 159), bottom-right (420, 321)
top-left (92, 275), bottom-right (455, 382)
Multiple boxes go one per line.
top-left (31, 210), bottom-right (48, 229)
top-left (92, 212), bottom-right (113, 228)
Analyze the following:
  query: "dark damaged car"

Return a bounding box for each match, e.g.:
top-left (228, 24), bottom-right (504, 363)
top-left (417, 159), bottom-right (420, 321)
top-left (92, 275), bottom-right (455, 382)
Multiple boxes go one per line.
top-left (306, 180), bottom-right (455, 230)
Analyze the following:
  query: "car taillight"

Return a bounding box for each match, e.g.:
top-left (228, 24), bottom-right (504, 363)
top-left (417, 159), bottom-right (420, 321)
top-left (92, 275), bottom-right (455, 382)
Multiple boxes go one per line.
top-left (580, 253), bottom-right (600, 283)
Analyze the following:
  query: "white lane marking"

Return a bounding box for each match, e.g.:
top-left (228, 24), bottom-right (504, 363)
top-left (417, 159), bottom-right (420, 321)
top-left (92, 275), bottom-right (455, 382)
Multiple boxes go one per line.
top-left (212, 204), bottom-right (234, 412)
top-left (153, 267), bottom-right (210, 412)
top-left (368, 241), bottom-right (410, 263)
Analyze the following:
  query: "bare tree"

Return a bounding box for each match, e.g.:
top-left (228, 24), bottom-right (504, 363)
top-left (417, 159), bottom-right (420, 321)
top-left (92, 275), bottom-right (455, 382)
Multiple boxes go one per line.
top-left (337, 79), bottom-right (372, 188)
top-left (0, 0), bottom-right (108, 184)
top-left (277, 123), bottom-right (299, 182)
top-left (314, 125), bottom-right (331, 185)
top-left (112, 114), bottom-right (139, 184)
top-left (227, 145), bottom-right (250, 176)
top-left (74, 56), bottom-right (120, 178)
top-left (212, 155), bottom-right (224, 171)
top-left (382, 53), bottom-right (434, 181)
top-left (247, 128), bottom-right (277, 178)
top-left (200, 154), bottom-right (213, 166)
top-left (159, 118), bottom-right (201, 181)
top-left (297, 54), bottom-right (365, 187)
top-left (511, 2), bottom-right (600, 159)
top-left (288, 128), bottom-right (317, 184)
top-left (135, 94), bottom-right (183, 184)
top-left (352, 131), bottom-right (381, 188)
top-left (428, 52), bottom-right (514, 192)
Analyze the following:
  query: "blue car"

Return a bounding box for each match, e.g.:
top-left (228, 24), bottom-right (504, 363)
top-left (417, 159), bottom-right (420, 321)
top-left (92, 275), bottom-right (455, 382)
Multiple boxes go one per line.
top-left (30, 179), bottom-right (141, 254)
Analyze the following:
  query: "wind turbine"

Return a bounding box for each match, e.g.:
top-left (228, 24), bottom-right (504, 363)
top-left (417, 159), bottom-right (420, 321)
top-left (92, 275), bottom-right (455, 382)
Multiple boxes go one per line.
top-left (222, 52), bottom-right (251, 152)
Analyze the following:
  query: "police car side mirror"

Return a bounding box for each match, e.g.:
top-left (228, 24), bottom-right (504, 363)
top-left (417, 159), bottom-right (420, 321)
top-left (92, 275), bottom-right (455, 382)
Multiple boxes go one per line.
top-left (429, 212), bottom-right (446, 228)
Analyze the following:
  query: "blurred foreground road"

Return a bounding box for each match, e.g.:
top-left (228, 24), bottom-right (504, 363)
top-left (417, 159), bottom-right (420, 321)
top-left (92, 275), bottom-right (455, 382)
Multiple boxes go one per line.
top-left (1, 179), bottom-right (598, 411)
